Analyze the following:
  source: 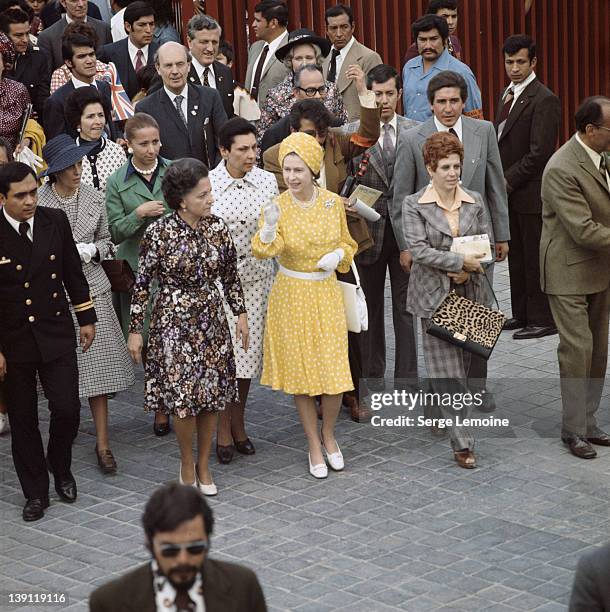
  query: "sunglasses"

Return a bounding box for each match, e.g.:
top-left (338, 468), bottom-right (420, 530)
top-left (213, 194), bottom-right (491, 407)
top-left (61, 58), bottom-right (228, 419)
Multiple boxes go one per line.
top-left (157, 540), bottom-right (209, 558)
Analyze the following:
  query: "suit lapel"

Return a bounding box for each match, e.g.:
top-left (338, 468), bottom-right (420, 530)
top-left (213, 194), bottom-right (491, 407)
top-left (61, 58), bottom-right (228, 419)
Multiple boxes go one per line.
top-left (336, 40), bottom-right (360, 93)
top-left (188, 64), bottom-right (202, 87)
top-left (260, 32), bottom-right (288, 81)
top-left (28, 208), bottom-right (55, 279)
top-left (460, 119), bottom-right (482, 187)
top-left (416, 201), bottom-right (454, 237)
top-left (458, 202), bottom-right (479, 236)
top-left (571, 138), bottom-right (610, 193)
top-left (202, 560), bottom-right (232, 610)
top-left (160, 89), bottom-right (188, 136)
top-left (368, 143), bottom-right (388, 188)
top-left (499, 79), bottom-right (539, 141)
top-left (0, 212), bottom-right (30, 265)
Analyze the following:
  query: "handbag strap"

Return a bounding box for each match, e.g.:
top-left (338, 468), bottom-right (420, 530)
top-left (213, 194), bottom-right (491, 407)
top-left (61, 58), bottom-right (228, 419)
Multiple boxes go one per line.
top-left (350, 260), bottom-right (362, 288)
top-left (481, 271), bottom-right (501, 311)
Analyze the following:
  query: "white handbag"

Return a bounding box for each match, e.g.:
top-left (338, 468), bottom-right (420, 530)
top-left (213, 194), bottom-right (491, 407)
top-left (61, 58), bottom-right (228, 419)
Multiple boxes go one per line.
top-left (338, 262), bottom-right (368, 333)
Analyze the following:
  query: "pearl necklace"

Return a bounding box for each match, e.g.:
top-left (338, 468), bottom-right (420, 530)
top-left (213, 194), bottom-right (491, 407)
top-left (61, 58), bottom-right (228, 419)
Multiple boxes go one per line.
top-left (132, 158), bottom-right (158, 176)
top-left (290, 186), bottom-right (318, 210)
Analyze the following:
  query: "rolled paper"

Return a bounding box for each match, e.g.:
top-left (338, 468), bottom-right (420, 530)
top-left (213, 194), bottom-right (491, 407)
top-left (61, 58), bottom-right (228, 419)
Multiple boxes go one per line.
top-left (350, 198), bottom-right (381, 222)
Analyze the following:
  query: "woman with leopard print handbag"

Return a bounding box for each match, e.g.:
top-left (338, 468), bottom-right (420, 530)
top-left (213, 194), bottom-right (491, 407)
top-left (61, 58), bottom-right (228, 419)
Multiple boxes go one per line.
top-left (401, 132), bottom-right (493, 470)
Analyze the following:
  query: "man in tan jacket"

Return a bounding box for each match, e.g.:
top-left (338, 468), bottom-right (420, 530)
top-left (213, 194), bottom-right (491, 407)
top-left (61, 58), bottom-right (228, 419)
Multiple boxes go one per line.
top-left (540, 96), bottom-right (610, 459)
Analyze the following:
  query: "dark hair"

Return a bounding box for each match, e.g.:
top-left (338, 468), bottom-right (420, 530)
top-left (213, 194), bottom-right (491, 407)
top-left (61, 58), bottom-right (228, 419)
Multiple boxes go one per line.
top-left (367, 64), bottom-right (401, 91)
top-left (64, 87), bottom-right (111, 136)
top-left (575, 96), bottom-right (610, 133)
top-left (124, 1), bottom-right (154, 26)
top-left (0, 136), bottom-right (13, 159)
top-left (427, 0), bottom-right (458, 14)
top-left (218, 40), bottom-right (234, 63)
top-left (502, 34), bottom-right (536, 60)
top-left (142, 483), bottom-right (214, 549)
top-left (292, 63), bottom-right (323, 89)
top-left (162, 158), bottom-right (209, 210)
top-left (125, 112), bottom-right (159, 140)
top-left (422, 131), bottom-right (464, 171)
top-left (218, 117), bottom-right (256, 151)
top-left (148, 0), bottom-right (173, 25)
top-left (61, 32), bottom-right (95, 63)
top-left (412, 14), bottom-right (449, 42)
top-left (0, 161), bottom-right (36, 196)
top-left (325, 3), bottom-right (353, 25)
top-left (0, 0), bottom-right (33, 21)
top-left (62, 21), bottom-right (99, 49)
top-left (114, 0), bottom-right (133, 8)
top-left (427, 70), bottom-right (467, 103)
top-left (289, 98), bottom-right (333, 132)
top-left (254, 0), bottom-right (288, 27)
top-left (0, 7), bottom-right (30, 34)
top-left (135, 62), bottom-right (157, 93)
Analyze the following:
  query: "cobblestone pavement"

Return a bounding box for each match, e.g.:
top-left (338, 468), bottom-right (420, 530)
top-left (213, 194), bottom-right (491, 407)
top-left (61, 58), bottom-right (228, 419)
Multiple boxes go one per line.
top-left (1, 261), bottom-right (609, 611)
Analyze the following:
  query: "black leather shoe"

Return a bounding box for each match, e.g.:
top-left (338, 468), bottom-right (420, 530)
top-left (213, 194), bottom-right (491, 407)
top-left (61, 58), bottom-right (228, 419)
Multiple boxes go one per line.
top-left (587, 429), bottom-right (610, 446)
top-left (153, 420), bottom-right (171, 437)
top-left (561, 433), bottom-right (597, 459)
top-left (55, 474), bottom-right (77, 503)
top-left (23, 496), bottom-right (49, 522)
top-left (216, 444), bottom-right (234, 464)
top-left (513, 325), bottom-right (558, 340)
top-left (503, 318), bottom-right (525, 331)
top-left (234, 438), bottom-right (256, 455)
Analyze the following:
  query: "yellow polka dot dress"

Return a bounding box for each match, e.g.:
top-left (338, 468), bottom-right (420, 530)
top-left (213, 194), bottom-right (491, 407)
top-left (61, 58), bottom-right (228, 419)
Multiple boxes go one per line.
top-left (252, 187), bottom-right (358, 396)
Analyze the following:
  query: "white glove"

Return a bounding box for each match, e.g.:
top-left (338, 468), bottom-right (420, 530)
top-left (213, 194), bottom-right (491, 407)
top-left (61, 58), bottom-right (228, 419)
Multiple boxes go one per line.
top-left (15, 147), bottom-right (44, 171)
top-left (317, 248), bottom-right (344, 272)
top-left (76, 242), bottom-right (98, 263)
top-left (260, 200), bottom-right (281, 244)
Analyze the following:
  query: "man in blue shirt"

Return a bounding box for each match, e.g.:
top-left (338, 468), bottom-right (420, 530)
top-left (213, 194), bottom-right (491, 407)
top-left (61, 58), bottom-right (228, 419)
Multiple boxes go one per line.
top-left (402, 14), bottom-right (482, 121)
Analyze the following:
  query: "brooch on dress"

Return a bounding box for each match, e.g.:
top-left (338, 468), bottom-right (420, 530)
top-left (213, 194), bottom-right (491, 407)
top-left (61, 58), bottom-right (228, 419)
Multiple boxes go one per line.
top-left (324, 199), bottom-right (335, 209)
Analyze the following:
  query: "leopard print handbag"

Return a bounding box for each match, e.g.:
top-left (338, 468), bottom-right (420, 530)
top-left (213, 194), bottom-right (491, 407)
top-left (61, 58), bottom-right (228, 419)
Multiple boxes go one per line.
top-left (427, 275), bottom-right (506, 360)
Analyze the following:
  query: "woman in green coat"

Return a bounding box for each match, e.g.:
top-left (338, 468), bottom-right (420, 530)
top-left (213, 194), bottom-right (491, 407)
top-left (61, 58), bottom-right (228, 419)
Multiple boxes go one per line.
top-left (105, 112), bottom-right (172, 436)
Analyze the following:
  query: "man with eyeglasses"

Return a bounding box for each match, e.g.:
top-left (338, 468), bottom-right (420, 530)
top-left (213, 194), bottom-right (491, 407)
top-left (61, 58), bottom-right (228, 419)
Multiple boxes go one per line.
top-left (90, 482), bottom-right (267, 611)
top-left (540, 96), bottom-right (610, 461)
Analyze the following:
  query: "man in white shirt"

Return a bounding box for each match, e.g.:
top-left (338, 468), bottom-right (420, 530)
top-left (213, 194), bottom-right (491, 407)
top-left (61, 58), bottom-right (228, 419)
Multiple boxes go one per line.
top-left (322, 3), bottom-right (382, 121)
top-left (244, 0), bottom-right (289, 105)
top-left (110, 0), bottom-right (130, 41)
top-left (540, 96), bottom-right (610, 460)
top-left (186, 14), bottom-right (235, 119)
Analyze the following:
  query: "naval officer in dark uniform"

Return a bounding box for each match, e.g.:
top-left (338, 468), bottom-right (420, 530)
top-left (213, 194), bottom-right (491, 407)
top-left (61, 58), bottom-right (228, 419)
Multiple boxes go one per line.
top-left (0, 161), bottom-right (97, 522)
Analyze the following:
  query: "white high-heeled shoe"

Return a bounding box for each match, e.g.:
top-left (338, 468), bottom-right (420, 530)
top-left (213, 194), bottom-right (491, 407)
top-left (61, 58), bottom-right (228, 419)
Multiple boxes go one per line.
top-left (179, 464), bottom-right (197, 488)
top-left (196, 467), bottom-right (218, 496)
top-left (322, 439), bottom-right (344, 471)
top-left (308, 453), bottom-right (328, 479)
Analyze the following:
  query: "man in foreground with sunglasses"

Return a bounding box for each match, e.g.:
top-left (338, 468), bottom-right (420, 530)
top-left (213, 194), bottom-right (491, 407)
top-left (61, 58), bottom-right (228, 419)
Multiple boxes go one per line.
top-left (90, 483), bottom-right (267, 611)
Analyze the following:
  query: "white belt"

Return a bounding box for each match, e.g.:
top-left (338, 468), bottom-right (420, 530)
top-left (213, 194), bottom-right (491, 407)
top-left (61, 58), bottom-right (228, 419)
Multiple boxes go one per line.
top-left (279, 264), bottom-right (332, 281)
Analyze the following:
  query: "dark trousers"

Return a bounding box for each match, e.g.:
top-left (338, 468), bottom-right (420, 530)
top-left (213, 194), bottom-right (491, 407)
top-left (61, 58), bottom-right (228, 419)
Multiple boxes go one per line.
top-left (508, 210), bottom-right (554, 326)
top-left (5, 351), bottom-right (80, 500)
top-left (358, 222), bottom-right (417, 380)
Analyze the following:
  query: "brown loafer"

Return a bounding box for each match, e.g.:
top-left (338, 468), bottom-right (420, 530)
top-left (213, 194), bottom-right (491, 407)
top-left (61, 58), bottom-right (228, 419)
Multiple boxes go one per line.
top-left (95, 446), bottom-right (117, 474)
top-left (454, 449), bottom-right (476, 469)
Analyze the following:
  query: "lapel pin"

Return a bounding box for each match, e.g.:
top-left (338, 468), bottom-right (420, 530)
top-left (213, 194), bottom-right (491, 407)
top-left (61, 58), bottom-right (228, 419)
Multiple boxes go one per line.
top-left (191, 110), bottom-right (197, 115)
top-left (204, 117), bottom-right (210, 125)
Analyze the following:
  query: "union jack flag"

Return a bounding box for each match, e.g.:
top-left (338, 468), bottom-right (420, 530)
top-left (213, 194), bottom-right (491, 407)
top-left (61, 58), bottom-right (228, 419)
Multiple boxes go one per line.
top-left (106, 62), bottom-right (135, 121)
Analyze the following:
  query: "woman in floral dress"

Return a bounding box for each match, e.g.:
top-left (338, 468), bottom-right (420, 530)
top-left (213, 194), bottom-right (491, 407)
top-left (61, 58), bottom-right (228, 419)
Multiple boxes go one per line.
top-left (128, 158), bottom-right (248, 496)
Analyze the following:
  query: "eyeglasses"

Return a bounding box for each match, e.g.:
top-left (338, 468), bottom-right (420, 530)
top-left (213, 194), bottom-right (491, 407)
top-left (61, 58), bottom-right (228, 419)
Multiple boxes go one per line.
top-left (297, 85), bottom-right (328, 97)
top-left (157, 540), bottom-right (209, 558)
top-left (594, 125), bottom-right (610, 133)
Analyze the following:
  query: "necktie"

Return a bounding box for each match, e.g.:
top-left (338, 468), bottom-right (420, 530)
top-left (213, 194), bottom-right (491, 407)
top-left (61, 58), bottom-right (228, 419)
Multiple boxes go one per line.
top-left (135, 49), bottom-right (144, 73)
top-left (382, 123), bottom-right (395, 179)
top-left (496, 86), bottom-right (514, 139)
top-left (174, 95), bottom-right (188, 127)
top-left (203, 67), bottom-right (210, 87)
top-left (19, 221), bottom-right (32, 248)
top-left (600, 155), bottom-right (608, 182)
top-left (448, 127), bottom-right (459, 140)
top-left (250, 44), bottom-right (269, 101)
top-left (327, 48), bottom-right (340, 83)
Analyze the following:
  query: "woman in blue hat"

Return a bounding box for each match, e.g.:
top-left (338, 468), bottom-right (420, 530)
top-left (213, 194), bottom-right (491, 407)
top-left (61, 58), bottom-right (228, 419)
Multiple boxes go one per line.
top-left (38, 134), bottom-right (135, 475)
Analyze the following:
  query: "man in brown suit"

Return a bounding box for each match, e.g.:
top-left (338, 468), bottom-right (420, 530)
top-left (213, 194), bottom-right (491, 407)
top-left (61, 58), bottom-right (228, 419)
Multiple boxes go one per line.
top-left (540, 96), bottom-right (610, 459)
top-left (496, 34), bottom-right (560, 340)
top-left (90, 483), bottom-right (267, 611)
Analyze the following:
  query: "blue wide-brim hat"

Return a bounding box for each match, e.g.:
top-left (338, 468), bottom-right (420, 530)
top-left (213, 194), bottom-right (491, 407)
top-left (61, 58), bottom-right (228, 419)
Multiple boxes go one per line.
top-left (39, 134), bottom-right (96, 178)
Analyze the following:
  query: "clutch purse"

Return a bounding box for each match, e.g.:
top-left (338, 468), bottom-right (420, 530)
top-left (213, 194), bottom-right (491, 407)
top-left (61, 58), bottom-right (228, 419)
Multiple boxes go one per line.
top-left (338, 262), bottom-right (368, 333)
top-left (101, 259), bottom-right (135, 293)
top-left (346, 210), bottom-right (374, 255)
top-left (426, 275), bottom-right (505, 360)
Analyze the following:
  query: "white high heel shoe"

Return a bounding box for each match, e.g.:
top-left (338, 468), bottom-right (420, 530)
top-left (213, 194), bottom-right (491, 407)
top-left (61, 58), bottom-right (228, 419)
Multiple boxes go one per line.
top-left (322, 439), bottom-right (344, 471)
top-left (308, 453), bottom-right (328, 479)
top-left (196, 467), bottom-right (218, 496)
top-left (179, 464), bottom-right (197, 488)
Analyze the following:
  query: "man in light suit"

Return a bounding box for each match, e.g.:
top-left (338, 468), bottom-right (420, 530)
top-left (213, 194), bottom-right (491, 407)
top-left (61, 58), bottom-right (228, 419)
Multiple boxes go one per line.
top-left (540, 96), bottom-right (610, 460)
top-left (136, 42), bottom-right (227, 168)
top-left (322, 3), bottom-right (382, 122)
top-left (185, 14), bottom-right (235, 119)
top-left (244, 0), bottom-right (289, 105)
top-left (37, 0), bottom-right (112, 72)
top-left (352, 64), bottom-right (419, 384)
top-left (392, 70), bottom-right (509, 406)
top-left (569, 542), bottom-right (610, 611)
top-left (90, 483), bottom-right (267, 611)
top-left (98, 1), bottom-right (157, 102)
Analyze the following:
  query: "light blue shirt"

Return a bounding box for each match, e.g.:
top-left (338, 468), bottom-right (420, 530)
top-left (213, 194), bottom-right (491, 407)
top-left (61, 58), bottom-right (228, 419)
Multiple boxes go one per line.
top-left (402, 49), bottom-right (482, 121)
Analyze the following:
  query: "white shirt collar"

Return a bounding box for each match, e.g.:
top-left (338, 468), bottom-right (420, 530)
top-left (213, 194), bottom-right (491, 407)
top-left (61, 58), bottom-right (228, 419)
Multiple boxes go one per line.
top-left (266, 30), bottom-right (287, 56)
top-left (164, 84), bottom-right (188, 103)
top-left (65, 14), bottom-right (87, 24)
top-left (151, 560), bottom-right (205, 612)
top-left (191, 56), bottom-right (215, 83)
top-left (3, 207), bottom-right (33, 240)
top-left (71, 75), bottom-right (97, 89)
top-left (378, 114), bottom-right (398, 147)
top-left (210, 160), bottom-right (265, 192)
top-left (334, 35), bottom-right (356, 58)
top-left (511, 71), bottom-right (537, 104)
top-left (434, 115), bottom-right (463, 141)
top-left (127, 37), bottom-right (149, 64)
top-left (575, 132), bottom-right (603, 170)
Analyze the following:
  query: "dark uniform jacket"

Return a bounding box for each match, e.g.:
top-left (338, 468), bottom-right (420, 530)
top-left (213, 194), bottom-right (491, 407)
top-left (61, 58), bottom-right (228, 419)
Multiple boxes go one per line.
top-left (0, 206), bottom-right (96, 363)
top-left (187, 61), bottom-right (235, 120)
top-left (89, 559), bottom-right (267, 612)
top-left (10, 45), bottom-right (51, 122)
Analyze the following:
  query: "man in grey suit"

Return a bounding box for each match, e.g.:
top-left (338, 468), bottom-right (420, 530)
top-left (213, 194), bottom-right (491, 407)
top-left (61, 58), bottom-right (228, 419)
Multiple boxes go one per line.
top-left (569, 542), bottom-right (610, 611)
top-left (244, 0), bottom-right (289, 105)
top-left (352, 64), bottom-right (419, 384)
top-left (540, 96), bottom-right (610, 459)
top-left (37, 0), bottom-right (112, 72)
top-left (392, 70), bottom-right (509, 406)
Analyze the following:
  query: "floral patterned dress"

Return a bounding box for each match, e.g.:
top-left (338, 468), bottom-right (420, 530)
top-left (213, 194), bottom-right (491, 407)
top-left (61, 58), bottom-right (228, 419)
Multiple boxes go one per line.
top-left (129, 212), bottom-right (246, 418)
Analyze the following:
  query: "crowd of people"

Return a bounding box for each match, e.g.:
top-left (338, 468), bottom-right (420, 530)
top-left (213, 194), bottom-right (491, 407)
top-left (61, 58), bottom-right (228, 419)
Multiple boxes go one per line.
top-left (0, 0), bottom-right (608, 533)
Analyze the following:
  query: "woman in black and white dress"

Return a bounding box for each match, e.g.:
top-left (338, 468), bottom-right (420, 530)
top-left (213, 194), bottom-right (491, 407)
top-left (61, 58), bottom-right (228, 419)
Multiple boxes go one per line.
top-left (39, 134), bottom-right (135, 475)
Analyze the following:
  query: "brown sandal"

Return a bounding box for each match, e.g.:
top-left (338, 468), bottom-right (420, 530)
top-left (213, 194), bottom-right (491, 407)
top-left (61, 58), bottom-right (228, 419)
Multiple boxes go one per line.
top-left (454, 449), bottom-right (476, 469)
